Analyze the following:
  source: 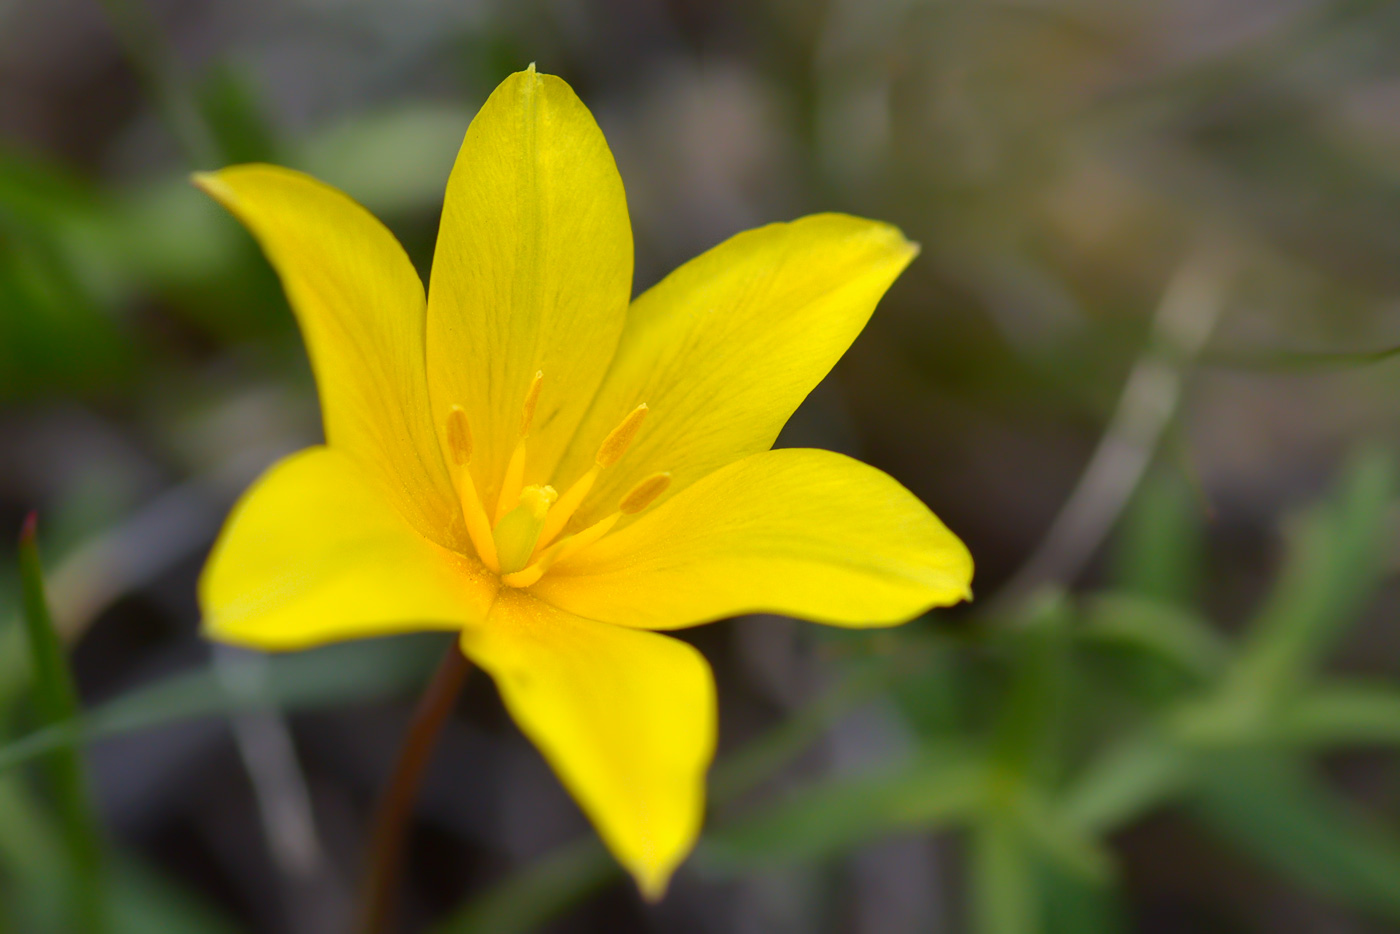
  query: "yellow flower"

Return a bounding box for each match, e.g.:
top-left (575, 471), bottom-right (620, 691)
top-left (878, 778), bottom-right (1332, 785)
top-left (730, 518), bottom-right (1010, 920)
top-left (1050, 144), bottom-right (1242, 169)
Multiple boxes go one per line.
top-left (195, 66), bottom-right (972, 897)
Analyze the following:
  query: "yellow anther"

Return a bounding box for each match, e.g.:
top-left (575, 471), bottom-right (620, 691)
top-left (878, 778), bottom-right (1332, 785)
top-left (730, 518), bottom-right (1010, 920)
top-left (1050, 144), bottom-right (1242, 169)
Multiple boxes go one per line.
top-left (493, 484), bottom-right (557, 574)
top-left (619, 472), bottom-right (671, 514)
top-left (443, 406), bottom-right (498, 571)
top-left (444, 405), bottom-right (473, 465)
top-left (595, 404), bottom-right (648, 468)
top-left (520, 370), bottom-right (544, 436)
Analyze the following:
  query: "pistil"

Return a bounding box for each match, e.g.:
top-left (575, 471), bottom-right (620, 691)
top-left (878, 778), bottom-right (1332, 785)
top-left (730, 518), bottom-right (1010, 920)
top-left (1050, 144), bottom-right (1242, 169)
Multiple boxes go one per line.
top-left (493, 484), bottom-right (557, 573)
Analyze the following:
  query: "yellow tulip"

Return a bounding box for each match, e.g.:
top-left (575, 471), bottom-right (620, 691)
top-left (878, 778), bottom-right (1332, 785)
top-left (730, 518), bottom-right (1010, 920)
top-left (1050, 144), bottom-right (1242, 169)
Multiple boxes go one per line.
top-left (195, 65), bottom-right (972, 898)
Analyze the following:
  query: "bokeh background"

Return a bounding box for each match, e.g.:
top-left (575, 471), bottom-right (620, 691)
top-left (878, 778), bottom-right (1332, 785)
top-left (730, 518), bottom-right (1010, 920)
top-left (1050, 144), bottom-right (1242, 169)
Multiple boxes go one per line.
top-left (6, 0), bottom-right (1400, 931)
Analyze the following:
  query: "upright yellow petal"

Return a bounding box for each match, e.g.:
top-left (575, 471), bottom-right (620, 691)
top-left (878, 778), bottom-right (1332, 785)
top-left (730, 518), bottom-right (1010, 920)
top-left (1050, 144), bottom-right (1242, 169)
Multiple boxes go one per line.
top-left (195, 165), bottom-right (465, 552)
top-left (461, 590), bottom-right (716, 897)
top-left (533, 448), bottom-right (972, 630)
top-left (201, 447), bottom-right (497, 650)
top-left (552, 214), bottom-right (917, 531)
top-left (427, 69), bottom-right (633, 513)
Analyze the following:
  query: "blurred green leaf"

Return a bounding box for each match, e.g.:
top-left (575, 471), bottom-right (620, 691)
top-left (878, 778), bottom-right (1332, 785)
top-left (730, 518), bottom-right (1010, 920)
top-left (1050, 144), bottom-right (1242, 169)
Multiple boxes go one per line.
top-left (0, 634), bottom-right (448, 775)
top-left (991, 595), bottom-right (1072, 785)
top-left (697, 746), bottom-right (984, 873)
top-left (197, 63), bottom-right (279, 165)
top-left (1078, 594), bottom-right (1228, 682)
top-left (292, 105), bottom-right (474, 219)
top-left (1207, 343), bottom-right (1400, 372)
top-left (17, 517), bottom-right (106, 933)
top-left (1271, 681), bottom-right (1400, 747)
top-left (1191, 751), bottom-right (1400, 920)
top-left (1038, 856), bottom-right (1127, 934)
top-left (710, 661), bottom-right (888, 804)
top-left (1012, 788), bottom-right (1115, 885)
top-left (1062, 733), bottom-right (1193, 836)
top-left (1111, 468), bottom-right (1205, 607)
top-left (971, 816), bottom-right (1038, 934)
top-left (1224, 447), bottom-right (1395, 708)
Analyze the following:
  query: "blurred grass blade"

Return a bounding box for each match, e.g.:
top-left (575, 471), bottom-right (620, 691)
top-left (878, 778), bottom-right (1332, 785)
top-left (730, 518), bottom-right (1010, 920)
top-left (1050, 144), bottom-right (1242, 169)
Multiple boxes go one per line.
top-left (1038, 856), bottom-right (1127, 934)
top-left (1225, 447), bottom-right (1395, 705)
top-left (1273, 681), bottom-right (1400, 747)
top-left (1062, 733), bottom-right (1193, 835)
top-left (991, 595), bottom-right (1072, 784)
top-left (696, 746), bottom-right (985, 873)
top-left (1191, 751), bottom-right (1400, 920)
top-left (0, 634), bottom-right (447, 774)
top-left (1207, 343), bottom-right (1400, 372)
top-left (971, 816), bottom-right (1039, 934)
top-left (1012, 788), bottom-right (1115, 885)
top-left (18, 514), bottom-right (106, 933)
top-left (1111, 468), bottom-right (1205, 607)
top-left (1079, 594), bottom-right (1228, 681)
top-left (709, 662), bottom-right (888, 804)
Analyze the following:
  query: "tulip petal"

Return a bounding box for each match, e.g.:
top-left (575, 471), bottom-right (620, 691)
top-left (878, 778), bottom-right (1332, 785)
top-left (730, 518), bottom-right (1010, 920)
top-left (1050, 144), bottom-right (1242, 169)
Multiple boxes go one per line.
top-left (533, 448), bottom-right (972, 630)
top-left (462, 590), bottom-right (715, 898)
top-left (201, 447), bottom-right (497, 650)
top-left (553, 214), bottom-right (916, 530)
top-left (427, 68), bottom-right (633, 513)
top-left (195, 165), bottom-right (466, 552)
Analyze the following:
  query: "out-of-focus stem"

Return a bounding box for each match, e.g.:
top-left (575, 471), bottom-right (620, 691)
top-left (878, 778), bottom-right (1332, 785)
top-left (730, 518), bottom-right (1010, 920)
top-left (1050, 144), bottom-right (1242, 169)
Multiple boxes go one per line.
top-left (358, 647), bottom-right (472, 934)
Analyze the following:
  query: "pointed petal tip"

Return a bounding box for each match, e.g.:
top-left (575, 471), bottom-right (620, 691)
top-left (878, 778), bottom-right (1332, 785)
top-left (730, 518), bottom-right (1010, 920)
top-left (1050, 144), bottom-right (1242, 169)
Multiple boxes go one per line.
top-left (632, 861), bottom-right (676, 903)
top-left (190, 169), bottom-right (235, 204)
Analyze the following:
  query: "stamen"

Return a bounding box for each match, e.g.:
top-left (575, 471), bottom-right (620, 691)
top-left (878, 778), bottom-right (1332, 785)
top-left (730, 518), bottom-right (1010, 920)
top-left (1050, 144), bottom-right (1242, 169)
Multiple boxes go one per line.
top-left (495, 371), bottom-right (544, 523)
top-left (493, 484), bottom-right (557, 574)
top-left (533, 403), bottom-right (649, 550)
top-left (444, 406), bottom-right (499, 572)
top-left (619, 472), bottom-right (671, 514)
top-left (596, 404), bottom-right (648, 468)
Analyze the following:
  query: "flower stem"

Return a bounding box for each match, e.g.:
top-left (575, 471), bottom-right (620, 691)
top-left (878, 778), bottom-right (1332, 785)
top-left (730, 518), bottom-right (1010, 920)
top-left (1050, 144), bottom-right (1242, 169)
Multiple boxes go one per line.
top-left (358, 645), bottom-right (471, 934)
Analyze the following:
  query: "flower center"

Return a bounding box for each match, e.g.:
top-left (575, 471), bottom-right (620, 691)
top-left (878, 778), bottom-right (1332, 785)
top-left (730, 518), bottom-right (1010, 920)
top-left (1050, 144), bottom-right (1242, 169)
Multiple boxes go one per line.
top-left (442, 373), bottom-right (669, 587)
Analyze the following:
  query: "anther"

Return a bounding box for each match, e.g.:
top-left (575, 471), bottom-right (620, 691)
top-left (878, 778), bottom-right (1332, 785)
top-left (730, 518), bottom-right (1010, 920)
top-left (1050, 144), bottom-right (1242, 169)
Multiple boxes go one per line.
top-left (493, 484), bottom-right (557, 574)
top-left (619, 472), bottom-right (671, 514)
top-left (445, 405), bottom-right (473, 465)
top-left (596, 404), bottom-right (648, 468)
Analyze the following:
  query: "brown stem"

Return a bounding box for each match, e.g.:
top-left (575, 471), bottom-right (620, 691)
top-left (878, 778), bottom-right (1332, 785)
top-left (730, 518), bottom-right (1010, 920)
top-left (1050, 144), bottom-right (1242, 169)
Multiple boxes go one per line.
top-left (357, 646), bottom-right (471, 934)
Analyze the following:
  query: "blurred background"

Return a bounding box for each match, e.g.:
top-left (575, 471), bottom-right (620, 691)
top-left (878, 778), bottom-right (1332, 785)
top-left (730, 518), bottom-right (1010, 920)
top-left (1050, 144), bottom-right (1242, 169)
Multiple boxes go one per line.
top-left (5, 0), bottom-right (1400, 931)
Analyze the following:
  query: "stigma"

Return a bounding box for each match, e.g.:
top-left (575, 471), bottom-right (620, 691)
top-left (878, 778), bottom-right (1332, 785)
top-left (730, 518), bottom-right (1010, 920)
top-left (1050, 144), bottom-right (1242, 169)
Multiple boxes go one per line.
top-left (445, 376), bottom-right (666, 586)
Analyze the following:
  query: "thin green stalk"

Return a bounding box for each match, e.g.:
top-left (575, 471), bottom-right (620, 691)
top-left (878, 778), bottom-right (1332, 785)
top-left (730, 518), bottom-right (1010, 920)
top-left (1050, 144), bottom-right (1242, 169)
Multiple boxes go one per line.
top-left (17, 514), bottom-right (106, 934)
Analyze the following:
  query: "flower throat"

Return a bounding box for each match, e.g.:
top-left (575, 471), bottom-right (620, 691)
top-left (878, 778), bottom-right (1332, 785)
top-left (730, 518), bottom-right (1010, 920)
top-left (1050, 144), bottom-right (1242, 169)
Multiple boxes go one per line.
top-left (443, 372), bottom-right (669, 587)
